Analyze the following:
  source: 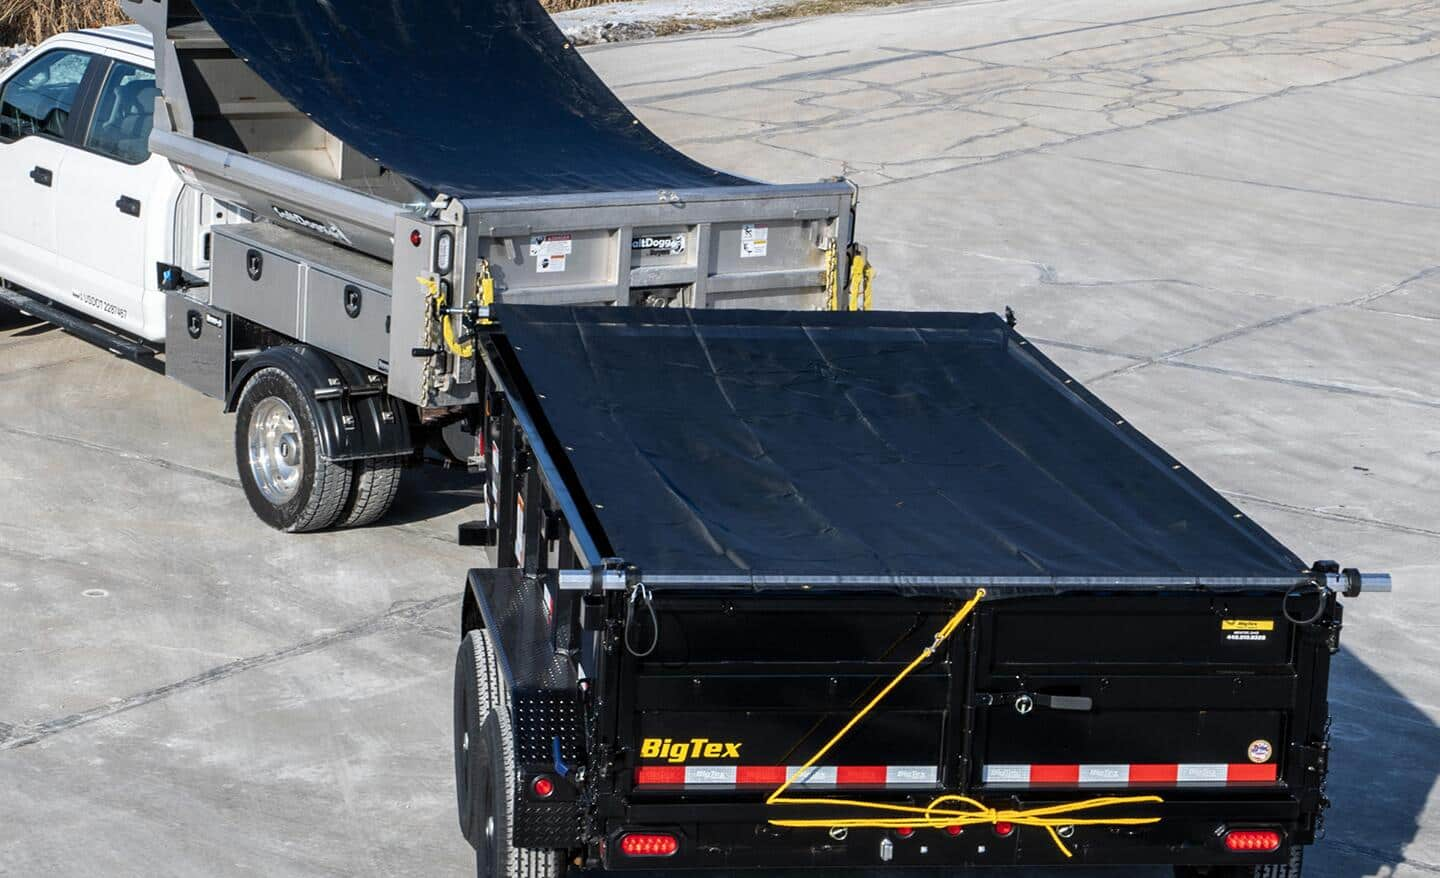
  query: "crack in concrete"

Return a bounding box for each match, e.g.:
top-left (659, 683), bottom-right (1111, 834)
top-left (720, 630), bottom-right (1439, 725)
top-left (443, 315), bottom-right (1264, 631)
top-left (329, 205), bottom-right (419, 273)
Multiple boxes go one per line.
top-left (1221, 489), bottom-right (1440, 540)
top-left (1073, 154), bottom-right (1440, 210)
top-left (0, 593), bottom-right (462, 752)
top-left (0, 424), bottom-right (241, 488)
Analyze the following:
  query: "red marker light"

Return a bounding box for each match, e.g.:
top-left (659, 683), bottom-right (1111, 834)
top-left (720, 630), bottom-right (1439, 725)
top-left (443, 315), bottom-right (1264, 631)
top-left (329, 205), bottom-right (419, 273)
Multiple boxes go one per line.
top-left (895, 827), bottom-right (914, 838)
top-left (619, 833), bottom-right (679, 857)
top-left (1225, 829), bottom-right (1281, 852)
top-left (531, 776), bottom-right (554, 798)
top-left (945, 825), bottom-right (963, 837)
top-left (994, 821), bottom-right (1015, 837)
top-left (410, 229), bottom-right (423, 247)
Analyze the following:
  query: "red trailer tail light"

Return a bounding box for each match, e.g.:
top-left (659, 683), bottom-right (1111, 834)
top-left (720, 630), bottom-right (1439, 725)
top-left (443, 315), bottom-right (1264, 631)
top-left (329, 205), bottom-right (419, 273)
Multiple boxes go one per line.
top-left (1225, 829), bottom-right (1281, 852)
top-left (945, 825), bottom-right (963, 837)
top-left (531, 776), bottom-right (554, 798)
top-left (894, 827), bottom-right (914, 838)
top-left (619, 833), bottom-right (679, 857)
top-left (993, 821), bottom-right (1015, 837)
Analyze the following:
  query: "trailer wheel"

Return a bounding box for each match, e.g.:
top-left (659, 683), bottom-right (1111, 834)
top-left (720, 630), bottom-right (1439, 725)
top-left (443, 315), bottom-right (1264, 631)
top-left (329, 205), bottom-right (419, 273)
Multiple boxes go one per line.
top-left (234, 367), bottom-right (353, 532)
top-left (455, 630), bottom-right (563, 878)
top-left (1175, 847), bottom-right (1303, 878)
top-left (336, 457), bottom-right (404, 529)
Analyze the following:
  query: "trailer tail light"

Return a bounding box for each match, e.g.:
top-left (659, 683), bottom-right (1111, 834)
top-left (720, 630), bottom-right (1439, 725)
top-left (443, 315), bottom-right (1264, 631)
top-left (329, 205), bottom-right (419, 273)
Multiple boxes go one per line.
top-left (1225, 829), bottom-right (1281, 852)
top-left (531, 776), bottom-right (554, 798)
top-left (993, 821), bottom-right (1015, 837)
top-left (619, 833), bottom-right (679, 857)
top-left (894, 827), bottom-right (914, 838)
top-left (945, 825), bottom-right (963, 837)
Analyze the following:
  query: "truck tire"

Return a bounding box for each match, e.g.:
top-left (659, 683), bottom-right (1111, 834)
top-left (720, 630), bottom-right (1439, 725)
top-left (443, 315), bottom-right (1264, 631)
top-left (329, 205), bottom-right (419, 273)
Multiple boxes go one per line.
top-left (455, 630), bottom-right (563, 878)
top-left (1175, 848), bottom-right (1303, 878)
top-left (336, 457), bottom-right (404, 529)
top-left (234, 367), bottom-right (353, 532)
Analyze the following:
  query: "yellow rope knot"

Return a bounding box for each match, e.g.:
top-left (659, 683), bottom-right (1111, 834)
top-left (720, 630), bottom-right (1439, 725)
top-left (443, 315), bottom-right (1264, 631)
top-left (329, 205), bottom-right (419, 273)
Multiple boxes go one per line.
top-left (765, 588), bottom-right (1164, 857)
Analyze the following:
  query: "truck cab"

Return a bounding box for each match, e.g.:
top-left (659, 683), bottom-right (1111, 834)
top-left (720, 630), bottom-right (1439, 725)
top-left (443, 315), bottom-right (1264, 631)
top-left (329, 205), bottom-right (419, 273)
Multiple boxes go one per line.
top-left (0, 27), bottom-right (179, 342)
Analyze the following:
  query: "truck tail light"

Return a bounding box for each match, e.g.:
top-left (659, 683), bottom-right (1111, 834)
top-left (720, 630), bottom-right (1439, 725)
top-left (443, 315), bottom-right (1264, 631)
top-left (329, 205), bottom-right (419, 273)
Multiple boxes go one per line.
top-left (1225, 829), bottom-right (1281, 852)
top-left (619, 833), bottom-right (679, 857)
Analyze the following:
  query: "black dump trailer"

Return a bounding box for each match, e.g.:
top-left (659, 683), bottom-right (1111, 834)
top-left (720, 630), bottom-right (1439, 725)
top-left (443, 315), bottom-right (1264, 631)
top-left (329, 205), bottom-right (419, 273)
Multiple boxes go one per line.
top-left (453, 307), bottom-right (1389, 878)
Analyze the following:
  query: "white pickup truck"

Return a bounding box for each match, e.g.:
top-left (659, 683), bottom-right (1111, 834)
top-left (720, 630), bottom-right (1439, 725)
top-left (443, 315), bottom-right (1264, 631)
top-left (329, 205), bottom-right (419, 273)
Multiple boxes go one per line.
top-left (0, 27), bottom-right (185, 343)
top-left (0, 13), bottom-right (865, 535)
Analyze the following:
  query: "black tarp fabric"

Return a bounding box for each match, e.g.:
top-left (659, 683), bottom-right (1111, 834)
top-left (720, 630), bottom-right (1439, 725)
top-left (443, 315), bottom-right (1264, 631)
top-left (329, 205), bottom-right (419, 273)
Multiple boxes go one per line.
top-left (189, 0), bottom-right (747, 198)
top-left (494, 307), bottom-right (1307, 582)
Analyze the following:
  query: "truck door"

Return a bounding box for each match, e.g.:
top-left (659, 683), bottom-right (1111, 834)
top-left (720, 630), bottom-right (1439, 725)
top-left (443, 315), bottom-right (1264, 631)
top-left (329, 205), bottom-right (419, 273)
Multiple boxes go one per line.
top-left (0, 49), bottom-right (95, 295)
top-left (53, 58), bottom-right (175, 342)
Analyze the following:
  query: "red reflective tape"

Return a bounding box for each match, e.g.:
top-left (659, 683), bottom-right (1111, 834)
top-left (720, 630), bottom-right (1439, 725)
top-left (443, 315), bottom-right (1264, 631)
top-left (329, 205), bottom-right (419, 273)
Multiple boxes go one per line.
top-left (636, 766), bottom-right (685, 786)
top-left (836, 766), bottom-right (888, 786)
top-left (1227, 763), bottom-right (1278, 783)
top-left (1129, 764), bottom-right (1179, 784)
top-left (737, 766), bottom-right (788, 786)
top-left (1030, 764), bottom-right (1080, 784)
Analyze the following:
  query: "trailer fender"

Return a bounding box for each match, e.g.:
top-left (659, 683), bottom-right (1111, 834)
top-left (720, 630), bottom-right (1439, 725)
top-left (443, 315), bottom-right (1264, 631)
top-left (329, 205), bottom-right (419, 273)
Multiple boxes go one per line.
top-left (226, 345), bottom-right (413, 463)
top-left (464, 568), bottom-right (585, 849)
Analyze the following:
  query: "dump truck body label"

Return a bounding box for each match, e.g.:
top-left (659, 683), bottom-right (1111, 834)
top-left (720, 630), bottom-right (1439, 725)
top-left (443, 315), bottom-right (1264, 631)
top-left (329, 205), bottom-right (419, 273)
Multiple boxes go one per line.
top-left (632, 234), bottom-right (686, 256)
top-left (531, 234), bottom-right (572, 273)
top-left (741, 224), bottom-right (768, 258)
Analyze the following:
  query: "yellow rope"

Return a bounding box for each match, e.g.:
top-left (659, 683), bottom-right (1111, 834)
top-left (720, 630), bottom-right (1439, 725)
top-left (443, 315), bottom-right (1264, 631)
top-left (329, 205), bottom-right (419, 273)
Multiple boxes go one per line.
top-left (765, 588), bottom-right (1163, 857)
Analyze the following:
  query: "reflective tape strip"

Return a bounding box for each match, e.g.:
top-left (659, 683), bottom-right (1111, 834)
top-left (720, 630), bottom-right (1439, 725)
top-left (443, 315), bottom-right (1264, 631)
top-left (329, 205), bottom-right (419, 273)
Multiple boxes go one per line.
top-left (635, 765), bottom-right (940, 788)
top-left (984, 763), bottom-right (1277, 787)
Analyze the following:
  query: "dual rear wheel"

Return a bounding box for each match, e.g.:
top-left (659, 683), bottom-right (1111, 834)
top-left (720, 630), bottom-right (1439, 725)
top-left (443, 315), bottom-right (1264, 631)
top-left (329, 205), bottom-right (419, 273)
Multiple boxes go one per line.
top-left (234, 366), bottom-right (404, 532)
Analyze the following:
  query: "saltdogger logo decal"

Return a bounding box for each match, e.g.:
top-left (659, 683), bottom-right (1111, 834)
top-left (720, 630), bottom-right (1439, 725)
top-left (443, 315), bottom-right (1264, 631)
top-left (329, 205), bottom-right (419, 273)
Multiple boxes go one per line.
top-left (641, 737), bottom-right (743, 764)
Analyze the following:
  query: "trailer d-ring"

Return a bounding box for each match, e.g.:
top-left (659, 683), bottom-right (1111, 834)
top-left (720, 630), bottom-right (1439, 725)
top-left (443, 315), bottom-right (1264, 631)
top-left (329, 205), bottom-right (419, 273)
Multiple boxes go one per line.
top-left (1282, 580), bottom-right (1328, 626)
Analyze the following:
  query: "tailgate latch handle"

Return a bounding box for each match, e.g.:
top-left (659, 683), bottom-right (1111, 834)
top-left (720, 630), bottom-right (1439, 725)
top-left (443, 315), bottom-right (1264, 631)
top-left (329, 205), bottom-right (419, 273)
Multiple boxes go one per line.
top-left (989, 692), bottom-right (1094, 714)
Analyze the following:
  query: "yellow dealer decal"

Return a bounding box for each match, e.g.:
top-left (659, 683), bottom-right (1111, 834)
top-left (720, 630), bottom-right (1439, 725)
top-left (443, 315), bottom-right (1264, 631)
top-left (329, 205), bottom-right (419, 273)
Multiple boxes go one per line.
top-left (1222, 619), bottom-right (1275, 631)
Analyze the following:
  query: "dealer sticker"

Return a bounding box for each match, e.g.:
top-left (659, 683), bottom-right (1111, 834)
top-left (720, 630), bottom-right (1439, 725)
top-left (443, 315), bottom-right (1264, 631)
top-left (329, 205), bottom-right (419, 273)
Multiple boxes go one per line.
top-left (633, 233), bottom-right (687, 256)
top-left (1223, 619), bottom-right (1274, 642)
top-left (1248, 739), bottom-right (1274, 764)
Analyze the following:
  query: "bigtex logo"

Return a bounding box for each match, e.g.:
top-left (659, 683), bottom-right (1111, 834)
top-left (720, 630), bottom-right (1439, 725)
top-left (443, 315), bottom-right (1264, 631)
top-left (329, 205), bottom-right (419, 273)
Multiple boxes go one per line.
top-left (641, 737), bottom-right (743, 763)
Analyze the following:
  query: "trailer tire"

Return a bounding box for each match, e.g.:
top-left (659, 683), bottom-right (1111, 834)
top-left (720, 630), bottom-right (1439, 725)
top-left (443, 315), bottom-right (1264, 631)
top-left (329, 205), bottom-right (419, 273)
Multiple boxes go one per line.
top-left (1175, 847), bottom-right (1303, 878)
top-left (337, 457), bottom-right (404, 529)
top-left (455, 630), bottom-right (564, 878)
top-left (235, 367), bottom-right (353, 533)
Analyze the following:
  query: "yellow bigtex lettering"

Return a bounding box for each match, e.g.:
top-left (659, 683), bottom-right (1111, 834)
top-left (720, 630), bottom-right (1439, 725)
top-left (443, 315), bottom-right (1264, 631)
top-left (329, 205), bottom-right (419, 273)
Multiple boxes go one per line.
top-left (640, 738), bottom-right (743, 763)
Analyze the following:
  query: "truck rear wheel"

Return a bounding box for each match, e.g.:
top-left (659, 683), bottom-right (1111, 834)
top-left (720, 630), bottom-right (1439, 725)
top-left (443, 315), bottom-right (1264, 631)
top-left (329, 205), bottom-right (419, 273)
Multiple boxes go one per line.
top-left (336, 457), bottom-right (404, 528)
top-left (455, 630), bottom-right (563, 878)
top-left (235, 367), bottom-right (353, 532)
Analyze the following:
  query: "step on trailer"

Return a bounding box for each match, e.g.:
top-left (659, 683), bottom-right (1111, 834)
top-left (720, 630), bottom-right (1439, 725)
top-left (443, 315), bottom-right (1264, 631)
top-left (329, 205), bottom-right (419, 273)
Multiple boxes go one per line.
top-left (456, 306), bottom-right (1390, 877)
top-left (0, 0), bottom-right (866, 531)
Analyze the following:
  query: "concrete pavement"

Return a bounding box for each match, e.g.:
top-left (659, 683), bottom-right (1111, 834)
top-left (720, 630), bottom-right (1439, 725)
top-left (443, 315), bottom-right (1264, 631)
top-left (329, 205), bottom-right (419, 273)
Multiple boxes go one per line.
top-left (3, 0), bottom-right (1438, 874)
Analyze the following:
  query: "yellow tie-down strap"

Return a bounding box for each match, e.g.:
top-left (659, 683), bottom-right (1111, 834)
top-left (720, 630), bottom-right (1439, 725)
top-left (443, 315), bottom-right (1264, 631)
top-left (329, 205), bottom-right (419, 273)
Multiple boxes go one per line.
top-left (764, 588), bottom-right (1163, 857)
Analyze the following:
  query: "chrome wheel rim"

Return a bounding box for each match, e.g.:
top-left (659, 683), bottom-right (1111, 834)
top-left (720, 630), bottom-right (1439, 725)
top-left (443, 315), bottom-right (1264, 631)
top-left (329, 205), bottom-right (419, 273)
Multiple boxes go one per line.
top-left (248, 397), bottom-right (304, 505)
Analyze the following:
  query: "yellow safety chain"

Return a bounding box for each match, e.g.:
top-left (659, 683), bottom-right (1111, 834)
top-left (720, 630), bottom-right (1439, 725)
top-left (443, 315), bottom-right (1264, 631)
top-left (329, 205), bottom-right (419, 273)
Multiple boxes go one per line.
top-left (765, 588), bottom-right (1163, 857)
top-left (824, 240), bottom-right (841, 311)
top-left (847, 251), bottom-right (875, 312)
top-left (418, 275), bottom-right (475, 360)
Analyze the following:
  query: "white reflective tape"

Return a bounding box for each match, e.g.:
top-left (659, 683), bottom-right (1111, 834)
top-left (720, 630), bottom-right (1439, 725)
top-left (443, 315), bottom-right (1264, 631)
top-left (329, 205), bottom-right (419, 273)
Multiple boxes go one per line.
top-left (1078, 764), bottom-right (1130, 785)
top-left (982, 764), bottom-right (1031, 785)
top-left (685, 765), bottom-right (737, 785)
top-left (789, 766), bottom-right (837, 786)
top-left (887, 765), bottom-right (939, 786)
top-left (1177, 764), bottom-right (1228, 783)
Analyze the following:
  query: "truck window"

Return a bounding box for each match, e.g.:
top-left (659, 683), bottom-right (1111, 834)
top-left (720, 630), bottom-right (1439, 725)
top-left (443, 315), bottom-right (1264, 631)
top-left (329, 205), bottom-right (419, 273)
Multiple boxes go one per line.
top-left (84, 62), bottom-right (158, 164)
top-left (0, 50), bottom-right (94, 143)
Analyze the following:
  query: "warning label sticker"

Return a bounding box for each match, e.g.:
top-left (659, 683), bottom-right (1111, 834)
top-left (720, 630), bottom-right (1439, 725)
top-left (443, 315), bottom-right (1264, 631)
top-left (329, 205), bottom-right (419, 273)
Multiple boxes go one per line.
top-left (741, 224), bottom-right (768, 258)
top-left (1223, 619), bottom-right (1275, 642)
top-left (531, 234), bottom-right (573, 273)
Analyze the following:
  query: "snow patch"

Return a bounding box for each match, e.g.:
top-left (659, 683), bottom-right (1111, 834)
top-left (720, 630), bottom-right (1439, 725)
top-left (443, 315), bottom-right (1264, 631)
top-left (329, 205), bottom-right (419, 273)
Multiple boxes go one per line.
top-left (553, 0), bottom-right (808, 45)
top-left (1, 44), bottom-right (31, 73)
